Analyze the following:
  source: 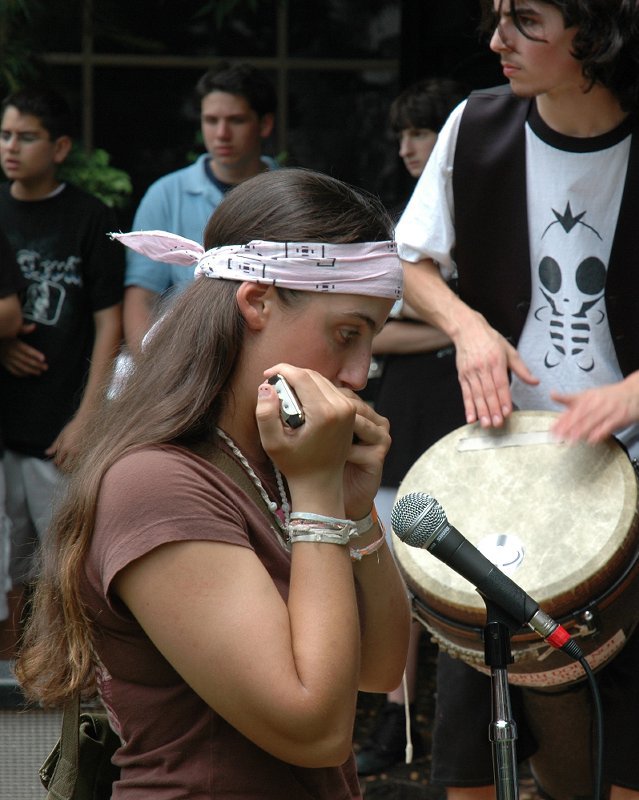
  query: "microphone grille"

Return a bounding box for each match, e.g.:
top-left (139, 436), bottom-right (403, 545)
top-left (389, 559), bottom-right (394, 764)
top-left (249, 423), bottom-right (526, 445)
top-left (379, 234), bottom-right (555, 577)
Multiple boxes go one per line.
top-left (391, 491), bottom-right (447, 548)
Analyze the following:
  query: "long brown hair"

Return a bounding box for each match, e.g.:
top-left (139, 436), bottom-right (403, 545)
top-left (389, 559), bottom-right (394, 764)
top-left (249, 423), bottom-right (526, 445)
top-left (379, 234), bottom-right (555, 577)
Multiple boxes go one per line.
top-left (15, 168), bottom-right (393, 706)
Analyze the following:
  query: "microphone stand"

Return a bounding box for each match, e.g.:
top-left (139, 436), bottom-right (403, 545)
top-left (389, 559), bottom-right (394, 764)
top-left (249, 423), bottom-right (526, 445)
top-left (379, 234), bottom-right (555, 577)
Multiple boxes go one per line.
top-left (482, 599), bottom-right (521, 800)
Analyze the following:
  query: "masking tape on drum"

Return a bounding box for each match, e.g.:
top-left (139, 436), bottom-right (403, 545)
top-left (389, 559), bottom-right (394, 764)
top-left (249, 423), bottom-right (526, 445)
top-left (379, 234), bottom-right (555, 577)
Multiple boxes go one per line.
top-left (457, 430), bottom-right (560, 452)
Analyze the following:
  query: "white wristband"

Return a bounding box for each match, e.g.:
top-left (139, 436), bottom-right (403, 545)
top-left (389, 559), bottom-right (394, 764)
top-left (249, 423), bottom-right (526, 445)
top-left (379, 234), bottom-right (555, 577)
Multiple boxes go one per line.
top-left (352, 506), bottom-right (378, 535)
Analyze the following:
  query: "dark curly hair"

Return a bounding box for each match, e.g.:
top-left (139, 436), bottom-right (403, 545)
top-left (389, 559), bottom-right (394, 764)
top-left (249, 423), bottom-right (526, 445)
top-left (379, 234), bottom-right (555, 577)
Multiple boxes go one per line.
top-left (195, 61), bottom-right (277, 117)
top-left (480, 0), bottom-right (639, 111)
top-left (2, 84), bottom-right (74, 139)
top-left (389, 78), bottom-right (468, 135)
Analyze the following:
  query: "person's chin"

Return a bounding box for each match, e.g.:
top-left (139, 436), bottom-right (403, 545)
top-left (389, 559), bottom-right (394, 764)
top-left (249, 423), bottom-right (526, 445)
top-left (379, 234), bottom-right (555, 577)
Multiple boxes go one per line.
top-left (504, 74), bottom-right (537, 99)
top-left (405, 164), bottom-right (423, 179)
top-left (509, 84), bottom-right (537, 99)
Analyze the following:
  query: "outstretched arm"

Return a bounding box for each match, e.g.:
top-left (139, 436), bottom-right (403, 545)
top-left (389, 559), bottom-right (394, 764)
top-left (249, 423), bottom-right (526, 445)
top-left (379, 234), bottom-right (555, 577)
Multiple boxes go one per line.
top-left (372, 318), bottom-right (452, 355)
top-left (403, 257), bottom-right (538, 427)
top-left (551, 372), bottom-right (639, 445)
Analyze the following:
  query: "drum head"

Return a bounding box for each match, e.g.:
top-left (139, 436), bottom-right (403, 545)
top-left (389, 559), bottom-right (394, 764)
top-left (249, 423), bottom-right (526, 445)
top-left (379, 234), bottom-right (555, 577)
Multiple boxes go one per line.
top-left (393, 411), bottom-right (638, 627)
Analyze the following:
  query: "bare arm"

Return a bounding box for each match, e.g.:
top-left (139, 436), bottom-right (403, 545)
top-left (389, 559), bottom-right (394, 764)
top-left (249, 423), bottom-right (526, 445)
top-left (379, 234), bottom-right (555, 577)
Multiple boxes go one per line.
top-left (0, 322), bottom-right (46, 376)
top-left (46, 304), bottom-right (123, 469)
top-left (116, 537), bottom-right (361, 768)
top-left (344, 395), bottom-right (411, 691)
top-left (123, 286), bottom-right (158, 357)
top-left (114, 367), bottom-right (409, 768)
top-left (372, 319), bottom-right (452, 355)
top-left (551, 371), bottom-right (639, 445)
top-left (260, 367), bottom-right (409, 697)
top-left (403, 257), bottom-right (538, 427)
top-left (0, 294), bottom-right (23, 338)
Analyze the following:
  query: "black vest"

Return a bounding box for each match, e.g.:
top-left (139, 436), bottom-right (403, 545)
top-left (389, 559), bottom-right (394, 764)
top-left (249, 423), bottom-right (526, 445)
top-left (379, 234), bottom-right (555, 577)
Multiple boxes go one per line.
top-left (452, 85), bottom-right (639, 377)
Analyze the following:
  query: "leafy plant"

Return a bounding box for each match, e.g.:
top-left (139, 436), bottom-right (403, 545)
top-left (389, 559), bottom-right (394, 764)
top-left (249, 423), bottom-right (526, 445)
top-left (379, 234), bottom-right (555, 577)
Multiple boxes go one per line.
top-left (0, 0), bottom-right (44, 92)
top-left (57, 145), bottom-right (132, 209)
top-left (191, 0), bottom-right (259, 28)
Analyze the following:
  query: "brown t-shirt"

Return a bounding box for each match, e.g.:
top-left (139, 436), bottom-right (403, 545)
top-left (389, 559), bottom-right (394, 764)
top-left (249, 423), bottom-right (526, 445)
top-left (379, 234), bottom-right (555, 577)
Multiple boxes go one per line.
top-left (81, 444), bottom-right (361, 800)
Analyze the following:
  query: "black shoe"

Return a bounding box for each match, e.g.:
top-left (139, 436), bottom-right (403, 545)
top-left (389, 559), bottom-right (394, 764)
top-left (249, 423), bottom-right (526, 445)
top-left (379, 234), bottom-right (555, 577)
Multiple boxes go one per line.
top-left (355, 701), bottom-right (423, 775)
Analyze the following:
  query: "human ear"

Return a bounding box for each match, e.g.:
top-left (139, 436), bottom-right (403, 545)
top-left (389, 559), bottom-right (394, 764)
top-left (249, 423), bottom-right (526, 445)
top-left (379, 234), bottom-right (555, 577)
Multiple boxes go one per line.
top-left (52, 135), bottom-right (73, 165)
top-left (259, 112), bottom-right (275, 140)
top-left (235, 282), bottom-right (274, 330)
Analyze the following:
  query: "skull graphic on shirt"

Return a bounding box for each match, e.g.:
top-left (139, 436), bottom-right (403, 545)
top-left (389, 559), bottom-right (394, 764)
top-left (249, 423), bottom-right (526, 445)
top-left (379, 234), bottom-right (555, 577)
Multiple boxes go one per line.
top-left (534, 203), bottom-right (607, 372)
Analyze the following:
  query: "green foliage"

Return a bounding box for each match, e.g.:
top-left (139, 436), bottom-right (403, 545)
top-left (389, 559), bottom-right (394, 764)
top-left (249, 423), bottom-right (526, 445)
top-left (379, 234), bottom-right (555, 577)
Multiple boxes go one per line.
top-left (0, 0), bottom-right (45, 93)
top-left (57, 145), bottom-right (132, 209)
top-left (192, 0), bottom-right (259, 28)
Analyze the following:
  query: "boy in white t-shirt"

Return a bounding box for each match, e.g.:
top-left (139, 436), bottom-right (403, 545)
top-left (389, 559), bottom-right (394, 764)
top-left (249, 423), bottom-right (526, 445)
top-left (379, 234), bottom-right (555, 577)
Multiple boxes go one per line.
top-left (395, 1), bottom-right (639, 798)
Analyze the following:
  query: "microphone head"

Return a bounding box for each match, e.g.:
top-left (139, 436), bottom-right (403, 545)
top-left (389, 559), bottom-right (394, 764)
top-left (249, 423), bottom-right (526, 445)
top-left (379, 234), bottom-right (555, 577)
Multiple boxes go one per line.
top-left (391, 492), bottom-right (447, 548)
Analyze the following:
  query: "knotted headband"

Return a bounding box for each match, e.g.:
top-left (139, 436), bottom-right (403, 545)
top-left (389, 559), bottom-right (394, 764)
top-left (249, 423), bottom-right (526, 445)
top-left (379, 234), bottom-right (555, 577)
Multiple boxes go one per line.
top-left (110, 230), bottom-right (403, 300)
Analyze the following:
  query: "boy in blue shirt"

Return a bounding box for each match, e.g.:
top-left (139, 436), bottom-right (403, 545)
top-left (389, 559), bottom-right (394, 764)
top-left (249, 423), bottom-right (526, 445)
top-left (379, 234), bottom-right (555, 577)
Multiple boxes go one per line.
top-left (124, 62), bottom-right (277, 355)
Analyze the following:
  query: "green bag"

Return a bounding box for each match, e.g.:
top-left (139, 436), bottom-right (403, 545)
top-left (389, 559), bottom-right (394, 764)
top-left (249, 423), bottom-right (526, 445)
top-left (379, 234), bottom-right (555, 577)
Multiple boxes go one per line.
top-left (39, 693), bottom-right (120, 800)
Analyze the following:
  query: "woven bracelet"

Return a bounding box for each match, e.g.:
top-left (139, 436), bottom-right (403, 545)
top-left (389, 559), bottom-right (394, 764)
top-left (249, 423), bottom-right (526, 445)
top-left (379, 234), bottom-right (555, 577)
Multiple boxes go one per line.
top-left (350, 518), bottom-right (386, 562)
top-left (352, 505), bottom-right (379, 536)
top-left (288, 522), bottom-right (356, 546)
top-left (289, 511), bottom-right (352, 526)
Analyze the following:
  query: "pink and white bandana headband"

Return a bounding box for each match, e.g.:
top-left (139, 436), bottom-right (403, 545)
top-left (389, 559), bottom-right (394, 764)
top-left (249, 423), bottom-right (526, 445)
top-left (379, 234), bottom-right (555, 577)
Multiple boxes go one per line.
top-left (110, 230), bottom-right (403, 300)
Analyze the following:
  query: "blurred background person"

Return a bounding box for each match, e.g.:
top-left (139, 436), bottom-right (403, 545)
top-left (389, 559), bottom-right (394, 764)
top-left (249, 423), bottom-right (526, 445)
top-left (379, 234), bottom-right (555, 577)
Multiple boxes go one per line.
top-left (0, 85), bottom-right (123, 659)
top-left (356, 77), bottom-right (468, 777)
top-left (123, 62), bottom-right (278, 356)
top-left (0, 227), bottom-right (25, 657)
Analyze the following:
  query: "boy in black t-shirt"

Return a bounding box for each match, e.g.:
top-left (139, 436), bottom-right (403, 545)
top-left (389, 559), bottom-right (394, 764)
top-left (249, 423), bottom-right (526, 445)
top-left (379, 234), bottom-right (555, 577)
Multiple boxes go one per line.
top-left (0, 229), bottom-right (25, 654)
top-left (0, 86), bottom-right (124, 657)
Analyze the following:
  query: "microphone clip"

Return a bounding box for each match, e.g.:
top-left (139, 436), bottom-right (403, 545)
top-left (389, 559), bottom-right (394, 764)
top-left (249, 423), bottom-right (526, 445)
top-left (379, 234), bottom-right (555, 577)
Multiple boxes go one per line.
top-left (481, 597), bottom-right (520, 669)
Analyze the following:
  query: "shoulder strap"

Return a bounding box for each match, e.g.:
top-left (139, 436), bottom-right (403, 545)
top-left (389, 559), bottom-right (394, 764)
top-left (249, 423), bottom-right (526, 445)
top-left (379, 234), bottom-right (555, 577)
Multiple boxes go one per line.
top-left (206, 443), bottom-right (277, 530)
top-left (45, 694), bottom-right (80, 800)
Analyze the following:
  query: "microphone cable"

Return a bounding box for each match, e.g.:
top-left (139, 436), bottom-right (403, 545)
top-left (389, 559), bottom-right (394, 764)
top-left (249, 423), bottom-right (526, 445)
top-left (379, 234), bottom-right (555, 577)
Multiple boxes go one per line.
top-left (392, 491), bottom-right (607, 797)
top-left (578, 655), bottom-right (604, 800)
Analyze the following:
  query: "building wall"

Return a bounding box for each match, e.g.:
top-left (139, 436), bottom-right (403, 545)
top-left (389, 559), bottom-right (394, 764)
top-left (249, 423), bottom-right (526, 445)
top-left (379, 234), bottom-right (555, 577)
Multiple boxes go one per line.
top-left (17, 0), bottom-right (501, 227)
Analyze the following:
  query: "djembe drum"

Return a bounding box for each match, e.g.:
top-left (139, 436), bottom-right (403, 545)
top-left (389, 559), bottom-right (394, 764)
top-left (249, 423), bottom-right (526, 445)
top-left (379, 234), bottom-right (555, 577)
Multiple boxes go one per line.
top-left (392, 411), bottom-right (639, 688)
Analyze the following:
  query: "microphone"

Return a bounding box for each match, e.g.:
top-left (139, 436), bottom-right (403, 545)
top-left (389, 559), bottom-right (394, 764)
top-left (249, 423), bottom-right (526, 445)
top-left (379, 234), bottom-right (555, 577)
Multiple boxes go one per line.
top-left (391, 491), bottom-right (583, 660)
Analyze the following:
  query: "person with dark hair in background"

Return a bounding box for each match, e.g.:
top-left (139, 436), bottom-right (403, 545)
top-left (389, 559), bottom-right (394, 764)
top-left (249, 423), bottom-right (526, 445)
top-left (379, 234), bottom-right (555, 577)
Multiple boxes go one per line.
top-left (390, 78), bottom-right (469, 180)
top-left (0, 85), bottom-right (124, 660)
top-left (356, 77), bottom-right (468, 777)
top-left (16, 168), bottom-right (411, 798)
top-left (396, 1), bottom-right (639, 797)
top-left (0, 228), bottom-right (25, 656)
top-left (123, 62), bottom-right (278, 356)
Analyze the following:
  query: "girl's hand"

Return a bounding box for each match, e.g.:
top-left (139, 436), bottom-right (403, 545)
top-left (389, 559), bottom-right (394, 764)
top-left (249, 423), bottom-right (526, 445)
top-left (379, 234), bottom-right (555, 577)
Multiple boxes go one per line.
top-left (256, 365), bottom-right (356, 515)
top-left (341, 391), bottom-right (390, 520)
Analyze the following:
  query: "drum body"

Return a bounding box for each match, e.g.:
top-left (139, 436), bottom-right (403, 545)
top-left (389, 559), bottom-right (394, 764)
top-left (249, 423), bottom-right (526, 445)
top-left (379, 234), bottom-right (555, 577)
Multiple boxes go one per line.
top-left (393, 411), bottom-right (639, 689)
